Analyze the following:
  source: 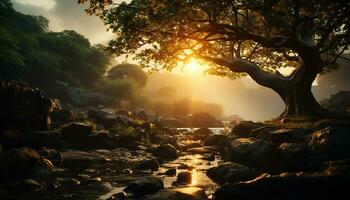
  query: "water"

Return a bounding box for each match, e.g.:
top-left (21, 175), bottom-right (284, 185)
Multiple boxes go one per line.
top-left (177, 127), bottom-right (229, 135)
top-left (2, 129), bottom-right (222, 200)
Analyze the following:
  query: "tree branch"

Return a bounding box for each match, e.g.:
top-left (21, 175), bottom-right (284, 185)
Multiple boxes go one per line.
top-left (197, 55), bottom-right (285, 90)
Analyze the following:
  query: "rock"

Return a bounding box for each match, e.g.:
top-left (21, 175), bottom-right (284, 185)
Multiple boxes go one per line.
top-left (122, 169), bottom-right (133, 174)
top-left (88, 131), bottom-right (114, 149)
top-left (56, 177), bottom-right (81, 187)
top-left (0, 80), bottom-right (52, 131)
top-left (309, 126), bottom-right (350, 161)
top-left (153, 144), bottom-right (179, 160)
top-left (230, 121), bottom-right (263, 138)
top-left (40, 148), bottom-right (62, 163)
top-left (107, 192), bottom-right (127, 200)
top-left (124, 176), bottom-right (164, 197)
top-left (178, 164), bottom-right (194, 170)
top-left (116, 109), bottom-right (131, 116)
top-left (61, 151), bottom-right (109, 168)
top-left (24, 130), bottom-right (63, 149)
top-left (49, 108), bottom-right (73, 126)
top-left (136, 158), bottom-right (160, 171)
top-left (324, 159), bottom-right (350, 176)
top-left (175, 172), bottom-right (192, 185)
top-left (315, 118), bottom-right (350, 130)
top-left (206, 162), bottom-right (258, 184)
top-left (0, 147), bottom-right (42, 180)
top-left (88, 109), bottom-right (120, 129)
top-left (203, 134), bottom-right (228, 147)
top-left (270, 128), bottom-right (310, 144)
top-left (30, 158), bottom-right (54, 178)
top-left (269, 129), bottom-right (295, 143)
top-left (224, 138), bottom-right (282, 171)
top-left (279, 143), bottom-right (317, 171)
top-left (145, 187), bottom-right (207, 200)
top-left (18, 179), bottom-right (43, 191)
top-left (214, 169), bottom-right (350, 200)
top-left (193, 128), bottom-right (213, 140)
top-left (165, 168), bottom-right (177, 176)
top-left (202, 153), bottom-right (215, 161)
top-left (61, 122), bottom-right (93, 147)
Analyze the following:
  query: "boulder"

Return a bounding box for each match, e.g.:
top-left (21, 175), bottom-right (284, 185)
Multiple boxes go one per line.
top-left (124, 176), bottom-right (164, 197)
top-left (279, 143), bottom-right (317, 171)
top-left (193, 128), bottom-right (213, 140)
top-left (0, 147), bottom-right (53, 180)
top-left (136, 158), bottom-right (160, 171)
top-left (175, 172), bottom-right (192, 185)
top-left (214, 164), bottom-right (350, 200)
top-left (88, 131), bottom-right (114, 149)
top-left (18, 179), bottom-right (43, 191)
top-left (61, 122), bottom-right (93, 147)
top-left (206, 162), bottom-right (258, 184)
top-left (116, 109), bottom-right (131, 116)
top-left (24, 130), bottom-right (63, 149)
top-left (230, 121), bottom-right (264, 138)
top-left (309, 126), bottom-right (350, 161)
top-left (29, 158), bottom-right (54, 178)
top-left (203, 134), bottom-right (229, 147)
top-left (224, 138), bottom-right (282, 171)
top-left (0, 81), bottom-right (52, 131)
top-left (153, 144), bottom-right (179, 160)
top-left (145, 187), bottom-right (207, 200)
top-left (165, 168), bottom-right (177, 176)
top-left (88, 109), bottom-right (120, 128)
top-left (270, 128), bottom-right (311, 143)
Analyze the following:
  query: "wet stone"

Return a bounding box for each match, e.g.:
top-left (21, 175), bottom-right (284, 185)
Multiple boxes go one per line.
top-left (165, 168), bottom-right (177, 176)
top-left (175, 172), bottom-right (192, 185)
top-left (136, 158), bottom-right (160, 171)
top-left (124, 176), bottom-right (164, 198)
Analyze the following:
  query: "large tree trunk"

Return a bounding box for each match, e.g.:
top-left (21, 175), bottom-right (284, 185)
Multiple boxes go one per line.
top-left (275, 50), bottom-right (327, 119)
top-left (277, 78), bottom-right (326, 119)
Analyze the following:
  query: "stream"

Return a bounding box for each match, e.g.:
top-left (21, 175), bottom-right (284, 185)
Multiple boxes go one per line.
top-left (3, 128), bottom-right (226, 200)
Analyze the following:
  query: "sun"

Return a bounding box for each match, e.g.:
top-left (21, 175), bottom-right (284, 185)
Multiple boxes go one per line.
top-left (182, 58), bottom-right (205, 75)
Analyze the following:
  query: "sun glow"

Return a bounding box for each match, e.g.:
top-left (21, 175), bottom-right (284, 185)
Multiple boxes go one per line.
top-left (181, 58), bottom-right (207, 76)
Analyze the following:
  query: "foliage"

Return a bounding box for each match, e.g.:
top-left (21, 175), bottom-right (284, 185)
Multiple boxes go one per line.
top-left (109, 124), bottom-right (136, 136)
top-left (0, 1), bottom-right (111, 88)
top-left (94, 77), bottom-right (138, 99)
top-left (108, 63), bottom-right (148, 87)
top-left (81, 0), bottom-right (349, 78)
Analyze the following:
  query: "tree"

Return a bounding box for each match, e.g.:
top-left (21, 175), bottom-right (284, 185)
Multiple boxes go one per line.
top-left (108, 63), bottom-right (148, 87)
top-left (80, 0), bottom-right (349, 119)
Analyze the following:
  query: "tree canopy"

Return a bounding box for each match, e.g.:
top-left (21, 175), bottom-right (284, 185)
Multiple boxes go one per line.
top-left (108, 63), bottom-right (148, 87)
top-left (80, 0), bottom-right (349, 118)
top-left (80, 0), bottom-right (349, 77)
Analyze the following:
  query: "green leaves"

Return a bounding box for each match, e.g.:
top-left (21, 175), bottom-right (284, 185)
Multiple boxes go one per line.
top-left (81, 0), bottom-right (349, 77)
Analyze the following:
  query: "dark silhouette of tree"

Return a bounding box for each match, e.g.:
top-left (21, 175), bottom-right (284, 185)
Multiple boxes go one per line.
top-left (80, 0), bottom-right (349, 119)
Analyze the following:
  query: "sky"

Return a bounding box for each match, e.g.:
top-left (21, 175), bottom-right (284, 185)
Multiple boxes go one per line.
top-left (13, 0), bottom-right (114, 44)
top-left (11, 0), bottom-right (349, 121)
